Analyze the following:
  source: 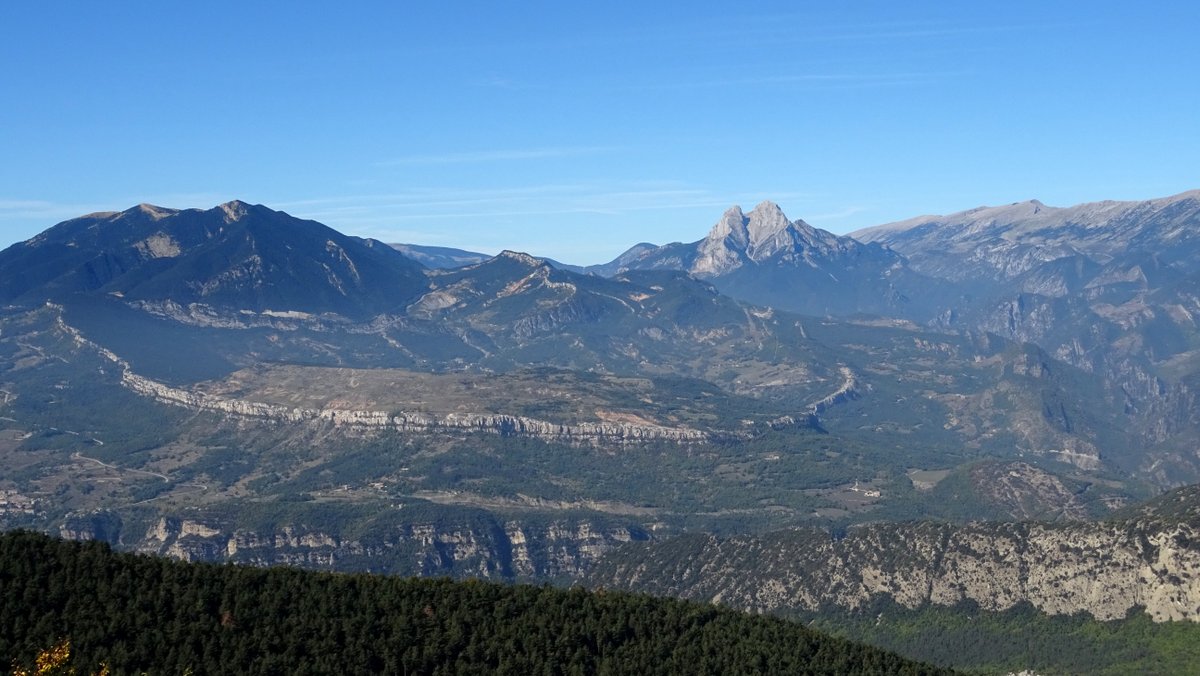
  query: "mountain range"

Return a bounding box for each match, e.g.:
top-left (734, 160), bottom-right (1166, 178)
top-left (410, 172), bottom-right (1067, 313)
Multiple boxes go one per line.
top-left (852, 190), bottom-right (1200, 285)
top-left (3, 189), bottom-right (1200, 672)
top-left (2, 193), bottom-right (1198, 481)
top-left (390, 192), bottom-right (1200, 480)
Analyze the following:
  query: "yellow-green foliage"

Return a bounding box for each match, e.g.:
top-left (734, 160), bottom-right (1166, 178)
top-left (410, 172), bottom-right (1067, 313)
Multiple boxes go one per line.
top-left (10, 639), bottom-right (108, 676)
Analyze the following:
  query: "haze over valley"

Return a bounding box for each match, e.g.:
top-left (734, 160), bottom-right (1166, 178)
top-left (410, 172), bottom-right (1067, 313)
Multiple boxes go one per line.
top-left (5, 3), bottom-right (1200, 673)
top-left (4, 190), bottom-right (1200, 671)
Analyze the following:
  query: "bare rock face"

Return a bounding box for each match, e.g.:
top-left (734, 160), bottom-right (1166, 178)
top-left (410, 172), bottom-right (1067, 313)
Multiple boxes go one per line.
top-left (58, 511), bottom-right (122, 545)
top-left (604, 200), bottom-right (935, 319)
top-left (506, 521), bottom-right (642, 578)
top-left (127, 515), bottom-right (648, 580)
top-left (692, 201), bottom-right (841, 277)
top-left (693, 206), bottom-right (751, 277)
top-left (744, 201), bottom-right (792, 250)
top-left (586, 492), bottom-right (1200, 622)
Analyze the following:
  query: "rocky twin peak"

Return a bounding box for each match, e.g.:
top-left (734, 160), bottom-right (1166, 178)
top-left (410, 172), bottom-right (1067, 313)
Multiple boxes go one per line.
top-left (607, 200), bottom-right (942, 318)
top-left (695, 200), bottom-right (843, 276)
top-left (707, 201), bottom-right (791, 249)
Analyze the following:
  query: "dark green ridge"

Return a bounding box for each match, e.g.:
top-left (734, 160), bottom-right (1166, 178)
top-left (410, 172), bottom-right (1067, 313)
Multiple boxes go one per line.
top-left (0, 531), bottom-right (951, 675)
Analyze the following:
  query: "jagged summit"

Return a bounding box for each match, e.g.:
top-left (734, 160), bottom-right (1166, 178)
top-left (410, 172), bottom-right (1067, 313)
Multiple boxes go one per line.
top-left (745, 200), bottom-right (792, 248)
top-left (695, 200), bottom-right (853, 272)
top-left (708, 205), bottom-right (747, 245)
top-left (217, 199), bottom-right (254, 222)
top-left (704, 201), bottom-right (793, 252)
top-left (595, 201), bottom-right (933, 319)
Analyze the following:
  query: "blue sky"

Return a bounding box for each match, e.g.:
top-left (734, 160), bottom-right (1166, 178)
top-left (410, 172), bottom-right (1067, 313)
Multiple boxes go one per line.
top-left (2, 2), bottom-right (1198, 263)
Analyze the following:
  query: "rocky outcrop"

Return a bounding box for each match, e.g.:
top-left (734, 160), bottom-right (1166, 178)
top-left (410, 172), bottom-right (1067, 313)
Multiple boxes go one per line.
top-left (58, 510), bottom-right (122, 545)
top-left (121, 370), bottom-right (708, 443)
top-left (806, 365), bottom-right (859, 416)
top-left (587, 508), bottom-right (1200, 622)
top-left (769, 366), bottom-right (858, 429)
top-left (604, 201), bottom-right (939, 320)
top-left (129, 515), bottom-right (649, 579)
top-left (506, 520), bottom-right (643, 578)
top-left (690, 202), bottom-right (855, 278)
top-left (616, 201), bottom-right (901, 281)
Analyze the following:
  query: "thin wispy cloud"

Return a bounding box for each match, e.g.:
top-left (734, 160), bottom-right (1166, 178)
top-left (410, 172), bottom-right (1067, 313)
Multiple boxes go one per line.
top-left (0, 199), bottom-right (115, 246)
top-left (0, 199), bottom-right (114, 223)
top-left (809, 206), bottom-right (871, 221)
top-left (135, 192), bottom-right (236, 209)
top-left (490, 15), bottom-right (1033, 95)
top-left (694, 19), bottom-right (1050, 50)
top-left (276, 183), bottom-right (813, 245)
top-left (789, 22), bottom-right (1058, 45)
top-left (0, 186), bottom-right (839, 263)
top-left (472, 76), bottom-right (542, 91)
top-left (629, 70), bottom-right (958, 92)
top-left (0, 193), bottom-right (237, 221)
top-left (0, 192), bottom-right (264, 246)
top-left (284, 187), bottom-right (720, 226)
top-left (323, 183), bottom-right (819, 261)
top-left (274, 184), bottom-right (607, 211)
top-left (507, 16), bottom-right (1048, 56)
top-left (375, 146), bottom-right (618, 167)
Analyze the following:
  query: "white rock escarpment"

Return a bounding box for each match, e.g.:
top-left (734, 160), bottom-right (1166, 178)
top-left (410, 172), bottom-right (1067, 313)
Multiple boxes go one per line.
top-left (126, 516), bottom-right (645, 579)
top-left (588, 517), bottom-right (1200, 622)
top-left (52, 306), bottom-right (708, 444)
top-left (119, 370), bottom-right (708, 443)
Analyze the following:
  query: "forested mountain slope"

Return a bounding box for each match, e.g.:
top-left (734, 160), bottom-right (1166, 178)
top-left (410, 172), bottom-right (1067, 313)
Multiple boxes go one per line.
top-left (0, 531), bottom-right (948, 675)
